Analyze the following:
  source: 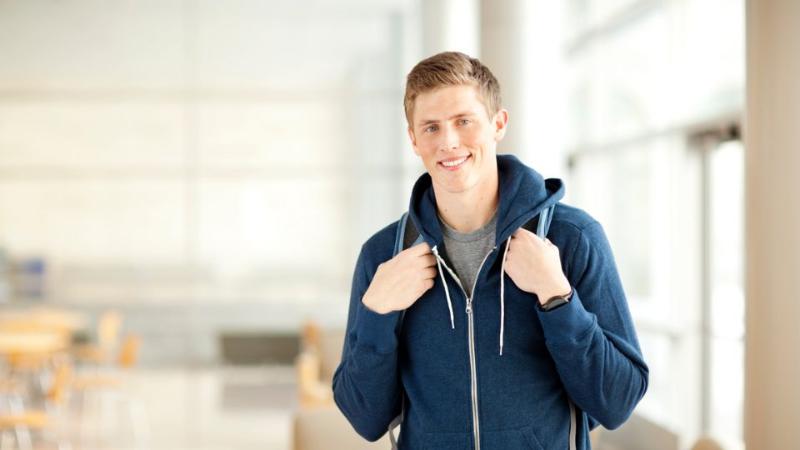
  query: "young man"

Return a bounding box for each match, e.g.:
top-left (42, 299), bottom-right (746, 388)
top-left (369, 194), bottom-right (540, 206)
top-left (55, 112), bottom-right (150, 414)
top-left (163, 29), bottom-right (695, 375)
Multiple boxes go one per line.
top-left (333, 52), bottom-right (648, 450)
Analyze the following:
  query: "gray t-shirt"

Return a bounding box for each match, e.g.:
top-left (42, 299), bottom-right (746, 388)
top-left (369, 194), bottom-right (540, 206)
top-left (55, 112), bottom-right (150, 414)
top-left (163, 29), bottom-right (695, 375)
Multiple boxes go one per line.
top-left (437, 210), bottom-right (497, 299)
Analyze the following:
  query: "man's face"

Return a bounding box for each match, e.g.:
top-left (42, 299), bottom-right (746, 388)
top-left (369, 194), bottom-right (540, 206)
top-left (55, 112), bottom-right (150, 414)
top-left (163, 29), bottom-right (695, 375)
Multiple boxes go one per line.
top-left (408, 84), bottom-right (508, 195)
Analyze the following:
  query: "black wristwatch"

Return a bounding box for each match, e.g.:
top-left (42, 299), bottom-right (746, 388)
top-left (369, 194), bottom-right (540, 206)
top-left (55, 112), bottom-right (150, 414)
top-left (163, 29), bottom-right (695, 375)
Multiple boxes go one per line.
top-left (538, 288), bottom-right (573, 312)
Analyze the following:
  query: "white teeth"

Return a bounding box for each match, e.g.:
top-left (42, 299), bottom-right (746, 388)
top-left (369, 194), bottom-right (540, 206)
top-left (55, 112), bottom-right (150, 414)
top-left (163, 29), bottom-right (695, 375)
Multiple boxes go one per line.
top-left (441, 156), bottom-right (468, 167)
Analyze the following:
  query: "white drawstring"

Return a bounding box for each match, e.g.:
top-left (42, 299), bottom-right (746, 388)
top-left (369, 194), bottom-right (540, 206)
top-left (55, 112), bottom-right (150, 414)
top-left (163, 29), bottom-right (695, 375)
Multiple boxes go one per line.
top-left (431, 245), bottom-right (455, 329)
top-left (499, 236), bottom-right (512, 356)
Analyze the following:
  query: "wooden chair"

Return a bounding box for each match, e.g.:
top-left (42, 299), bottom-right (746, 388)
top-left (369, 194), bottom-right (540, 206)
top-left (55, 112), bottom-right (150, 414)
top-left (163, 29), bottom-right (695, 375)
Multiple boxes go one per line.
top-left (70, 333), bottom-right (148, 448)
top-left (72, 310), bottom-right (123, 366)
top-left (71, 333), bottom-right (141, 390)
top-left (0, 355), bottom-right (73, 450)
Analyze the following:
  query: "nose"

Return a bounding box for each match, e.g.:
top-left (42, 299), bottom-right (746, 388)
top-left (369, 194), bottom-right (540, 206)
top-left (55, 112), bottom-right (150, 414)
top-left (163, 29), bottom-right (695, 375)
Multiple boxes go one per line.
top-left (438, 124), bottom-right (459, 152)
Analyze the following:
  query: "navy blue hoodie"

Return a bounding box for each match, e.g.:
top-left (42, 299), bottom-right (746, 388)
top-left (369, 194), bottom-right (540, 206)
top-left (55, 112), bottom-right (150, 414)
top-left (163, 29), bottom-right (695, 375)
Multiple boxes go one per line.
top-left (333, 154), bottom-right (649, 449)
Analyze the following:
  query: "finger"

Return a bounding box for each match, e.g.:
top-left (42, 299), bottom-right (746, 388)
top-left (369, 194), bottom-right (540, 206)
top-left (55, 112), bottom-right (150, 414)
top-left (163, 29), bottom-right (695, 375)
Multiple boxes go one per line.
top-left (501, 257), bottom-right (511, 273)
top-left (421, 267), bottom-right (437, 279)
top-left (419, 254), bottom-right (437, 268)
top-left (526, 232), bottom-right (544, 245)
top-left (408, 241), bottom-right (432, 255)
top-left (514, 227), bottom-right (533, 237)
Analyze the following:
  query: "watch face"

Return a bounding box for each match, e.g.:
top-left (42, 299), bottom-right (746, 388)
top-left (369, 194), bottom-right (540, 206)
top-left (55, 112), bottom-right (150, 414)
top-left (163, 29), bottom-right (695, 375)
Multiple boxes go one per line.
top-left (542, 297), bottom-right (569, 311)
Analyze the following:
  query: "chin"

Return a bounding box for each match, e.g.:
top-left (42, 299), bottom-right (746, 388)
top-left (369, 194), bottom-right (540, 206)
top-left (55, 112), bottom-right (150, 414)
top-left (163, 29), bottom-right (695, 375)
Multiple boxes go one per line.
top-left (434, 178), bottom-right (475, 194)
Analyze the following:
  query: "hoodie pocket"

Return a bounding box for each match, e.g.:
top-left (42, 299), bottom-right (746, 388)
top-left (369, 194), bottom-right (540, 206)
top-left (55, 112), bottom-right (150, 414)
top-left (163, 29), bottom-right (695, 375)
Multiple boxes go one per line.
top-left (480, 423), bottom-right (545, 450)
top-left (520, 423), bottom-right (546, 450)
top-left (421, 431), bottom-right (469, 450)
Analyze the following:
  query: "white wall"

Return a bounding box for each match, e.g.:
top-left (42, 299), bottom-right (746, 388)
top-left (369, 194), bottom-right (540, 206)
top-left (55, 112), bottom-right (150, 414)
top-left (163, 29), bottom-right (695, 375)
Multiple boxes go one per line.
top-left (0, 0), bottom-right (419, 364)
top-left (0, 0), bottom-right (415, 308)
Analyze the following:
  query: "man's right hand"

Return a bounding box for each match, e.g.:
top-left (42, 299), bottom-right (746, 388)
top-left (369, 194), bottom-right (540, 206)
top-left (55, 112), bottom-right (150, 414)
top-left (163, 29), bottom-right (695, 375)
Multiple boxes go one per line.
top-left (361, 242), bottom-right (438, 315)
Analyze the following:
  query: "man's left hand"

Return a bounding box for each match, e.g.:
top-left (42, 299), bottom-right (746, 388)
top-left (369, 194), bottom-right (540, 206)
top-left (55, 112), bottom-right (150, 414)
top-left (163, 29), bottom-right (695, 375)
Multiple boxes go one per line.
top-left (502, 228), bottom-right (572, 305)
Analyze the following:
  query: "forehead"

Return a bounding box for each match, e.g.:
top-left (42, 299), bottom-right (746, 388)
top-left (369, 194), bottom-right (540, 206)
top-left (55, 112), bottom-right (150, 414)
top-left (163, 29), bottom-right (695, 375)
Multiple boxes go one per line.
top-left (412, 84), bottom-right (486, 123)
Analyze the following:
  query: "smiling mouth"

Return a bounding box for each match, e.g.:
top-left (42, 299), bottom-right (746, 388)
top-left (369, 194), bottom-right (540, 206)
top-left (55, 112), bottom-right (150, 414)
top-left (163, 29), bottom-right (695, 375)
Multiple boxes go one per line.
top-left (438, 155), bottom-right (471, 170)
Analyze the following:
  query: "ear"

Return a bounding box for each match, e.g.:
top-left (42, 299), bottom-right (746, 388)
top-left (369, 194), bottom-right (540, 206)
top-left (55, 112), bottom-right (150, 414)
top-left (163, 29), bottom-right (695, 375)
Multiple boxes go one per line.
top-left (407, 126), bottom-right (420, 156)
top-left (493, 109), bottom-right (509, 142)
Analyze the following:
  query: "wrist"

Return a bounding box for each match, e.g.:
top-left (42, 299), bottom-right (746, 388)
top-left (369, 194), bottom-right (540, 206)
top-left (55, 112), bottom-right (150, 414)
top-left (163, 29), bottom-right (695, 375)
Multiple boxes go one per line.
top-left (538, 284), bottom-right (572, 305)
top-left (362, 292), bottom-right (392, 315)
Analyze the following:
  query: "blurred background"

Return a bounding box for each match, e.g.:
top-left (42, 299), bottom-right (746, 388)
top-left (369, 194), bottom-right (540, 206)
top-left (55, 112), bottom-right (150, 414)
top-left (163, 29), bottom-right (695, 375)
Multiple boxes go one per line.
top-left (0, 0), bottom-right (797, 449)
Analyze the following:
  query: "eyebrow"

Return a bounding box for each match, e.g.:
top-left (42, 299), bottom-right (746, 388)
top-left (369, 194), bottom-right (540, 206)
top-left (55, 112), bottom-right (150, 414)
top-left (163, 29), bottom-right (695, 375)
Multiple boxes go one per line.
top-left (417, 112), bottom-right (475, 127)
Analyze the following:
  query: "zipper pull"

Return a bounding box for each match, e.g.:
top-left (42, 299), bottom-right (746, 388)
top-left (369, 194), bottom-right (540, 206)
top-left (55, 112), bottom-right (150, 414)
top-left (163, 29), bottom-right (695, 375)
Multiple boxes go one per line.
top-left (465, 301), bottom-right (472, 314)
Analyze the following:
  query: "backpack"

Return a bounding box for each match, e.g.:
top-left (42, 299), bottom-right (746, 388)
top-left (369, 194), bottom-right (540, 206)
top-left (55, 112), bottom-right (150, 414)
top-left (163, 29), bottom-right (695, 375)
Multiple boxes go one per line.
top-left (387, 204), bottom-right (578, 450)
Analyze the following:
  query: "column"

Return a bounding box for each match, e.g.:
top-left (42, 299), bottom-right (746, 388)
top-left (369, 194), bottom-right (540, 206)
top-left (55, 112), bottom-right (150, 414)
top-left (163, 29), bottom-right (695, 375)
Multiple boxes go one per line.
top-left (744, 1), bottom-right (800, 449)
top-left (480, 0), bottom-right (565, 175)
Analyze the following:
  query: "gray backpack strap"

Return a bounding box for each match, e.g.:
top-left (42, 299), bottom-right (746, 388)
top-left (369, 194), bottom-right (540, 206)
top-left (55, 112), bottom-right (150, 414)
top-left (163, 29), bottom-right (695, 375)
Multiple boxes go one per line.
top-left (524, 203), bottom-right (578, 450)
top-left (523, 203), bottom-right (556, 238)
top-left (388, 211), bottom-right (421, 449)
top-left (393, 212), bottom-right (409, 256)
top-left (394, 211), bottom-right (423, 256)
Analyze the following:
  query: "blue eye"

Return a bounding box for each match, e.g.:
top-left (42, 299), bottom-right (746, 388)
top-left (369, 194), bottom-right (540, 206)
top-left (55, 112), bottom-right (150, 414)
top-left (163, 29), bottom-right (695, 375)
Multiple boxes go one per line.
top-left (424, 125), bottom-right (438, 133)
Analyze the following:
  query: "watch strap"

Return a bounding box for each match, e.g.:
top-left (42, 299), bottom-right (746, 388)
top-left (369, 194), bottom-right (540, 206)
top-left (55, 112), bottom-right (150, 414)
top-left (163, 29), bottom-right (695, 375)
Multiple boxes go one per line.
top-left (538, 288), bottom-right (573, 312)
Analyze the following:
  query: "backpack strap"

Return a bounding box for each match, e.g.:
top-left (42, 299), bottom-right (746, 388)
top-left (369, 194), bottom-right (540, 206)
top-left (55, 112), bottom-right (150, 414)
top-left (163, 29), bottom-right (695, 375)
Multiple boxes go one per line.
top-left (388, 211), bottom-right (421, 449)
top-left (394, 211), bottom-right (423, 256)
top-left (522, 203), bottom-right (556, 238)
top-left (523, 203), bottom-right (579, 450)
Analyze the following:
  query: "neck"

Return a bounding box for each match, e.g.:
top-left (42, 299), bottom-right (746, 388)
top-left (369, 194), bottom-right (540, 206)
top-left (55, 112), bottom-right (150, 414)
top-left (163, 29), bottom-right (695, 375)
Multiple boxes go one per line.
top-left (433, 169), bottom-right (499, 234)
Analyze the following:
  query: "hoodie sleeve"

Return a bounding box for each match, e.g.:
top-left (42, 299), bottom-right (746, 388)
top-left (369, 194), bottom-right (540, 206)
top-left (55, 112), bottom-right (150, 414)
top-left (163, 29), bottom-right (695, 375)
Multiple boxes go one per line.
top-left (536, 220), bottom-right (649, 430)
top-left (332, 243), bottom-right (404, 442)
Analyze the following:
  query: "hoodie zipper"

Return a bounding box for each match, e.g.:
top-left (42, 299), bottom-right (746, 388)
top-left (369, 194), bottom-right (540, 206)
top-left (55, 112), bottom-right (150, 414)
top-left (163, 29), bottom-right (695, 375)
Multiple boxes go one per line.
top-left (435, 246), bottom-right (497, 450)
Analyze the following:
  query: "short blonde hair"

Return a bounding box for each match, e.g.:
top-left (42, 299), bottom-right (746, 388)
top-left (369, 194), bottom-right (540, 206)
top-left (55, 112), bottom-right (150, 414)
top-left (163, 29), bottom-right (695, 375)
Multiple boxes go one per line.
top-left (403, 51), bottom-right (502, 125)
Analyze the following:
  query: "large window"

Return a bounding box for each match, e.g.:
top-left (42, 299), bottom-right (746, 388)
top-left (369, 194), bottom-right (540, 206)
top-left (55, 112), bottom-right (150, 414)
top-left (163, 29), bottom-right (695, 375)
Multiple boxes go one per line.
top-left (565, 0), bottom-right (744, 446)
top-left (0, 2), bottom-right (411, 309)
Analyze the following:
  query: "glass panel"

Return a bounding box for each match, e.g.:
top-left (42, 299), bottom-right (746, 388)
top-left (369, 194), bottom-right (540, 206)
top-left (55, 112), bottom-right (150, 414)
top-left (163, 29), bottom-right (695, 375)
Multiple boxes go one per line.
top-left (0, 103), bottom-right (185, 169)
top-left (635, 331), bottom-right (674, 424)
top-left (195, 101), bottom-right (347, 170)
top-left (196, 178), bottom-right (345, 273)
top-left (680, 0), bottom-right (745, 117)
top-left (566, 0), bottom-right (744, 150)
top-left (570, 136), bottom-right (704, 435)
top-left (710, 336), bottom-right (744, 441)
top-left (708, 140), bottom-right (744, 442)
top-left (0, 179), bottom-right (186, 263)
top-left (709, 140), bottom-right (744, 338)
top-left (565, 0), bottom-right (643, 37)
top-left (0, 1), bottom-right (184, 90)
top-left (570, 142), bottom-right (666, 303)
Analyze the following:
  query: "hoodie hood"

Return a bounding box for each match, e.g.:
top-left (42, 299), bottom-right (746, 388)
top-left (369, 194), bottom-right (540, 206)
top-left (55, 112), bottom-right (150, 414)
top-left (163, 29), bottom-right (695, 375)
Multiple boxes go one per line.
top-left (408, 153), bottom-right (565, 248)
top-left (406, 153), bottom-right (565, 356)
